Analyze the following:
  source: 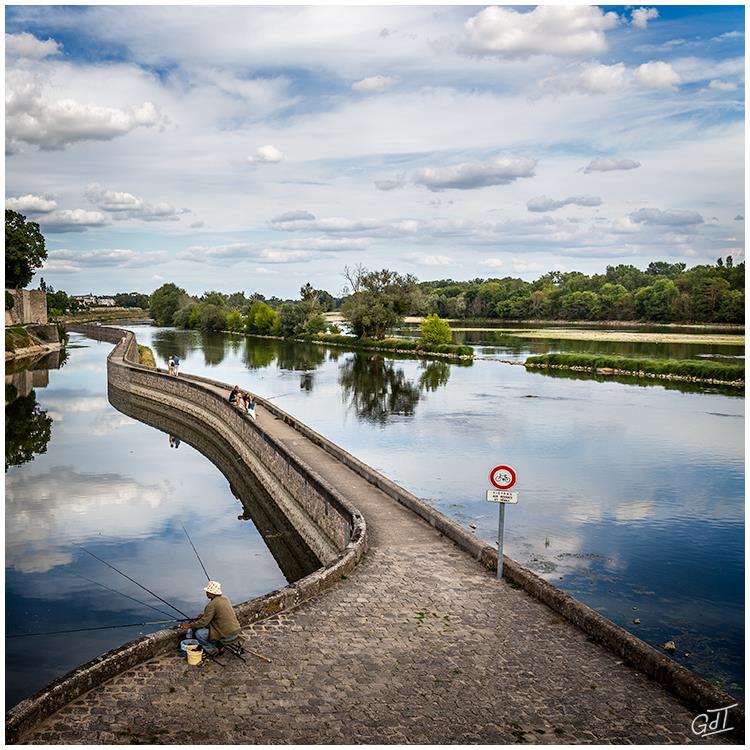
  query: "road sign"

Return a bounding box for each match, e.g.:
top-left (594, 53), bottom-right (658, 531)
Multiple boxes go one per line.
top-left (489, 465), bottom-right (517, 490)
top-left (486, 489), bottom-right (519, 504)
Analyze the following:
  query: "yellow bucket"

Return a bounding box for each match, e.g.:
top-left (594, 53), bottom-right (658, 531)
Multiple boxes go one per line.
top-left (186, 644), bottom-right (202, 666)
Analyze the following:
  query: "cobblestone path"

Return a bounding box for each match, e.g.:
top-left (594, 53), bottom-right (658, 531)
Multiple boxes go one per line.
top-left (22, 384), bottom-right (731, 744)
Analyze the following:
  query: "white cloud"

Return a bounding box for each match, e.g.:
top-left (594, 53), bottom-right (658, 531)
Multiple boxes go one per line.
top-left (189, 220), bottom-right (204, 229)
top-left (631, 8), bottom-right (659, 30)
top-left (711, 30), bottom-right (744, 43)
top-left (630, 208), bottom-right (704, 226)
top-left (5, 68), bottom-right (160, 152)
top-left (5, 32), bottom-right (62, 60)
top-left (5, 193), bottom-right (58, 213)
top-left (414, 156), bottom-right (537, 191)
top-left (527, 195), bottom-right (602, 213)
top-left (38, 209), bottom-right (109, 233)
top-left (46, 248), bottom-right (161, 268)
top-left (480, 258), bottom-right (504, 269)
top-left (633, 61), bottom-right (681, 89)
top-left (461, 5), bottom-right (619, 58)
top-left (248, 144), bottom-right (284, 163)
top-left (352, 75), bottom-right (398, 93)
top-left (410, 253), bottom-right (453, 266)
top-left (374, 174), bottom-right (407, 191)
top-left (84, 183), bottom-right (181, 222)
top-left (707, 79), bottom-right (738, 92)
top-left (578, 62), bottom-right (628, 93)
top-left (583, 158), bottom-right (641, 173)
top-left (270, 210), bottom-right (315, 223)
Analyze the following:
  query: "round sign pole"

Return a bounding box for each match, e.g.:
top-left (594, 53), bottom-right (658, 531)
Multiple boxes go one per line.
top-left (496, 504), bottom-right (506, 579)
top-left (488, 465), bottom-right (517, 579)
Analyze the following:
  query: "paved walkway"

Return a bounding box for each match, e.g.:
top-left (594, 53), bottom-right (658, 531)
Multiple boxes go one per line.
top-left (23, 383), bottom-right (730, 744)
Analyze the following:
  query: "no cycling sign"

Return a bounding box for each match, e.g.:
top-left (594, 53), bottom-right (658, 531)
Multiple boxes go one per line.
top-left (486, 465), bottom-right (518, 579)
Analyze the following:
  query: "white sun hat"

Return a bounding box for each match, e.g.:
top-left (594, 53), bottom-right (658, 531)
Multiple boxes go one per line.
top-left (204, 580), bottom-right (223, 595)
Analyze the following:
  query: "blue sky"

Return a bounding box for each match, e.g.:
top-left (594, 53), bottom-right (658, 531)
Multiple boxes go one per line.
top-left (5, 4), bottom-right (745, 297)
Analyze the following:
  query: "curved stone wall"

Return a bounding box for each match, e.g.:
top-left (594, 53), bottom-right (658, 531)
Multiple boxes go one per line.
top-left (6, 325), bottom-right (367, 743)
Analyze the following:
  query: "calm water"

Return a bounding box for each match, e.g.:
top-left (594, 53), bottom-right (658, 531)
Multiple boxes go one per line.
top-left (393, 324), bottom-right (745, 362)
top-left (5, 326), bottom-right (745, 705)
top-left (5, 335), bottom-right (304, 709)
top-left (135, 325), bottom-right (744, 697)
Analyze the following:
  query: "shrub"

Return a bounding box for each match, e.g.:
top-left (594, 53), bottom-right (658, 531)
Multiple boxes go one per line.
top-left (420, 314), bottom-right (453, 345)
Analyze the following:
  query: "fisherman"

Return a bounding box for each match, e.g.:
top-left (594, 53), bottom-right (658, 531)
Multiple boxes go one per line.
top-left (179, 580), bottom-right (242, 656)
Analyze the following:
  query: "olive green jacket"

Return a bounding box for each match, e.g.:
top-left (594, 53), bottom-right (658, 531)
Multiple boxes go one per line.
top-left (192, 595), bottom-right (241, 642)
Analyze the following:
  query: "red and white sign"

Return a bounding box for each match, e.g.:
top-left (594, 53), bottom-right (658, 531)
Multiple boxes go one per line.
top-left (489, 465), bottom-right (517, 490)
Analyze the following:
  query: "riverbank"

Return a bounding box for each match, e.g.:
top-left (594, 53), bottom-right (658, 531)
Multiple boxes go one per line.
top-left (5, 324), bottom-right (64, 363)
top-left (54, 308), bottom-right (152, 325)
top-left (525, 353), bottom-right (744, 388)
top-left (12, 327), bottom-right (743, 744)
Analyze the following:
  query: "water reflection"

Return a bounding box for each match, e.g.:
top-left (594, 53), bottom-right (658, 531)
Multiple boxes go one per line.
top-left (339, 353), bottom-right (456, 424)
top-left (5, 389), bottom-right (53, 471)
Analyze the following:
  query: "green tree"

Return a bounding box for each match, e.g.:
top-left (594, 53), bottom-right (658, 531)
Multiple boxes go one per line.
top-left (197, 303), bottom-right (227, 332)
top-left (277, 302), bottom-right (308, 337)
top-left (173, 302), bottom-right (197, 328)
top-left (246, 300), bottom-right (280, 335)
top-left (5, 210), bottom-right (47, 289)
top-left (114, 292), bottom-right (150, 308)
top-left (559, 291), bottom-right (601, 320)
top-left (634, 279), bottom-right (679, 321)
top-left (225, 308), bottom-right (244, 332)
top-left (420, 314), bottom-right (452, 345)
top-left (149, 283), bottom-right (187, 326)
top-left (46, 289), bottom-right (70, 314)
top-left (342, 267), bottom-right (418, 339)
top-left (5, 389), bottom-right (53, 471)
top-left (646, 261), bottom-right (687, 279)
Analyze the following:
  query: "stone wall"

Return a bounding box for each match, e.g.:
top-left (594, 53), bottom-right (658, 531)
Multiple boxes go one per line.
top-left (5, 289), bottom-right (47, 325)
top-left (6, 324), bottom-right (367, 743)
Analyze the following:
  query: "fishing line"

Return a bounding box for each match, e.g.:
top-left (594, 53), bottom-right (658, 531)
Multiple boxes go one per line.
top-left (7, 619), bottom-right (187, 639)
top-left (72, 573), bottom-right (176, 620)
top-left (76, 544), bottom-right (190, 620)
top-left (180, 522), bottom-right (210, 581)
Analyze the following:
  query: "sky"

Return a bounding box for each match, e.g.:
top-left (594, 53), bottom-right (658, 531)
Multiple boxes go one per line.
top-left (4, 3), bottom-right (746, 298)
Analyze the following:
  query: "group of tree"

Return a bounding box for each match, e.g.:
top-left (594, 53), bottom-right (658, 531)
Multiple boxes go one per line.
top-left (151, 283), bottom-right (340, 336)
top-left (413, 259), bottom-right (744, 324)
top-left (5, 210), bottom-right (47, 289)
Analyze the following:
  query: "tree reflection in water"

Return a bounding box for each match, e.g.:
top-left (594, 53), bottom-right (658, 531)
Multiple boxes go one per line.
top-left (339, 353), bottom-right (452, 424)
top-left (149, 329), bottom-right (198, 364)
top-left (200, 332), bottom-right (227, 366)
top-left (5, 386), bottom-right (53, 471)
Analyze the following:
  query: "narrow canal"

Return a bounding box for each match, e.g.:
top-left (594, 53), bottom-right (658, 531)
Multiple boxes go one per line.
top-left (5, 325), bottom-right (744, 708)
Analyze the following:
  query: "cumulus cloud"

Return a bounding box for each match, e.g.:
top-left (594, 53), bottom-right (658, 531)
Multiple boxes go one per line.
top-left (248, 144), bottom-right (284, 163)
top-left (527, 195), bottom-right (602, 212)
top-left (708, 79), bottom-right (738, 92)
top-left (630, 208), bottom-right (704, 226)
top-left (633, 61), bottom-right (681, 89)
top-left (631, 8), bottom-right (659, 29)
top-left (734, 214), bottom-right (744, 221)
top-left (414, 156), bottom-right (537, 191)
top-left (576, 62), bottom-right (628, 93)
top-left (374, 174), bottom-right (407, 191)
top-left (409, 253), bottom-right (453, 266)
top-left (38, 209), bottom-right (109, 233)
top-left (461, 5), bottom-right (619, 58)
top-left (352, 75), bottom-right (398, 93)
top-left (5, 193), bottom-right (57, 213)
top-left (480, 258), bottom-right (504, 269)
top-left (270, 210), bottom-right (315, 223)
top-left (5, 32), bottom-right (62, 60)
top-left (583, 158), bottom-right (641, 173)
top-left (5, 68), bottom-right (160, 152)
top-left (85, 183), bottom-right (181, 222)
top-left (45, 248), bottom-right (160, 268)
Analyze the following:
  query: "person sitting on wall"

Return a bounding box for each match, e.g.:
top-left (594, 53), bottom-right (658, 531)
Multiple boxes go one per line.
top-left (228, 385), bottom-right (240, 403)
top-left (167, 356), bottom-right (176, 376)
top-left (180, 580), bottom-right (242, 656)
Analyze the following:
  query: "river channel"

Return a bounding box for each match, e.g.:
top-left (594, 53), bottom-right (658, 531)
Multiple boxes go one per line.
top-left (5, 325), bottom-right (744, 706)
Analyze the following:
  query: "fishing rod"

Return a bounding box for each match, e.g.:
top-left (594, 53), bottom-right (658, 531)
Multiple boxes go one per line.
top-left (7, 619), bottom-right (187, 639)
top-left (181, 522), bottom-right (210, 581)
top-left (72, 573), bottom-right (176, 620)
top-left (77, 544), bottom-right (190, 620)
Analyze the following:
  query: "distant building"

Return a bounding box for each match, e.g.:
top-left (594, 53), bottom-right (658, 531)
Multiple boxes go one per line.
top-left (72, 295), bottom-right (115, 307)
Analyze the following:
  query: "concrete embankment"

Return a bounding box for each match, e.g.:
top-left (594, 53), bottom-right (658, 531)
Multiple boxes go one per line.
top-left (8, 325), bottom-right (743, 744)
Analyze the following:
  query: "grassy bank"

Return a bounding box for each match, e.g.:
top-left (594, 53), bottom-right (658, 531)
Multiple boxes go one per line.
top-left (137, 345), bottom-right (156, 368)
top-left (302, 332), bottom-right (473, 358)
top-left (5, 325), bottom-right (41, 352)
top-left (55, 307), bottom-right (151, 324)
top-left (525, 353), bottom-right (744, 384)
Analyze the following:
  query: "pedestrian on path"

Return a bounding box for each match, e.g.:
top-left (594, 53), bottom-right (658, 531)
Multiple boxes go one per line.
top-left (180, 580), bottom-right (242, 657)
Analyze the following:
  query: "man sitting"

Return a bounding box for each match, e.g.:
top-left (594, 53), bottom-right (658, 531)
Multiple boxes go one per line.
top-left (180, 580), bottom-right (242, 656)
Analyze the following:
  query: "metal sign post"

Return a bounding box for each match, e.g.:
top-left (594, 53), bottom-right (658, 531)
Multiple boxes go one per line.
top-left (487, 465), bottom-right (518, 580)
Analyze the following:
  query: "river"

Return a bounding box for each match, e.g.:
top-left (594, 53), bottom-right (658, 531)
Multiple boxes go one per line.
top-left (5, 325), bottom-right (744, 706)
